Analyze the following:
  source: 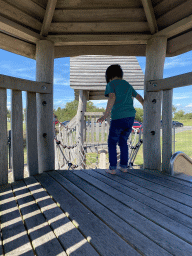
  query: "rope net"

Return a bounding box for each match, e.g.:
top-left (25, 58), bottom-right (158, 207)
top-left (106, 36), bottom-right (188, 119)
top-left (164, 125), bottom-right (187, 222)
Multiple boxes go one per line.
top-left (54, 118), bottom-right (143, 170)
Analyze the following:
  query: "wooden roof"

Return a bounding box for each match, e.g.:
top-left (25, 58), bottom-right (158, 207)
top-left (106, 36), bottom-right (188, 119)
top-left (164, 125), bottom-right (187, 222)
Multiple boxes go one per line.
top-left (70, 55), bottom-right (144, 100)
top-left (0, 0), bottom-right (192, 59)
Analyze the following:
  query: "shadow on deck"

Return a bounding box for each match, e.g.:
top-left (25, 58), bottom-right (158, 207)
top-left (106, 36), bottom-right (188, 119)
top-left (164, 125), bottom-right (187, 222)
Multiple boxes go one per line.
top-left (1, 168), bottom-right (192, 256)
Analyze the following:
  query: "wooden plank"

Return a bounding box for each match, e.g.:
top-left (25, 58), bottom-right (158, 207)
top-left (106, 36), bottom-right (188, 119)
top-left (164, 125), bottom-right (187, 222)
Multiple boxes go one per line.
top-left (120, 169), bottom-right (192, 207)
top-left (0, 74), bottom-right (51, 93)
top-left (11, 90), bottom-right (24, 181)
top-left (12, 180), bottom-right (66, 256)
top-left (94, 169), bottom-right (192, 218)
top-left (56, 0), bottom-right (142, 9)
top-left (0, 15), bottom-right (43, 43)
top-left (4, 0), bottom-right (45, 19)
top-left (157, 0), bottom-right (192, 29)
top-left (48, 34), bottom-right (150, 46)
top-left (55, 170), bottom-right (173, 256)
top-left (0, 32), bottom-right (36, 59)
top-left (40, 171), bottom-right (140, 256)
top-left (0, 0), bottom-right (42, 31)
top-left (25, 176), bottom-right (98, 256)
top-left (54, 44), bottom-right (147, 58)
top-left (141, 0), bottom-right (158, 34)
top-left (0, 184), bottom-right (34, 256)
top-left (162, 90), bottom-right (173, 174)
top-left (147, 71), bottom-right (192, 91)
top-left (153, 13), bottom-right (192, 38)
top-left (167, 31), bottom-right (192, 56)
top-left (86, 169), bottom-right (192, 232)
top-left (40, 0), bottom-right (57, 36)
top-left (91, 117), bottom-right (94, 143)
top-left (53, 8), bottom-right (146, 22)
top-left (50, 22), bottom-right (149, 33)
top-left (26, 92), bottom-right (38, 176)
top-left (73, 169), bottom-right (192, 255)
top-left (0, 88), bottom-right (8, 185)
top-left (154, 0), bottom-right (187, 17)
top-left (126, 168), bottom-right (192, 197)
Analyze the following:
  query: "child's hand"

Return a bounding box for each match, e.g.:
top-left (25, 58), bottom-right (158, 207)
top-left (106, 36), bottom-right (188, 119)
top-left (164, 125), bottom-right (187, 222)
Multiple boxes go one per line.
top-left (97, 116), bottom-right (105, 123)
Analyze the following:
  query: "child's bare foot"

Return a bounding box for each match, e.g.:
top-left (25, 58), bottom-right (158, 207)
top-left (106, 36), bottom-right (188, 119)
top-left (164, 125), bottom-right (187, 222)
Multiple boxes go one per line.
top-left (105, 169), bottom-right (116, 175)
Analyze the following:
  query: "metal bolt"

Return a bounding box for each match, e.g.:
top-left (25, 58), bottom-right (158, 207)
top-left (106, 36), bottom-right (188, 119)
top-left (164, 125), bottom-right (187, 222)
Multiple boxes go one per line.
top-left (42, 85), bottom-right (47, 90)
top-left (153, 84), bottom-right (157, 87)
top-left (150, 131), bottom-right (155, 135)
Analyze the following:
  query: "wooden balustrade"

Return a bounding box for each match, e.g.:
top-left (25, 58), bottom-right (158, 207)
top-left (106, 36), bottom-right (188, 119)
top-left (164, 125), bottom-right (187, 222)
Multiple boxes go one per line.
top-left (0, 74), bottom-right (52, 185)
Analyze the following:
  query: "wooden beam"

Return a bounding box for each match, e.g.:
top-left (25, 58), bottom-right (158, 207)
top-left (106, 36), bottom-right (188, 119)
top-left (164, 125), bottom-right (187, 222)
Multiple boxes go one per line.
top-left (147, 72), bottom-right (192, 92)
top-left (167, 31), bottom-right (192, 56)
top-left (0, 74), bottom-right (52, 93)
top-left (0, 32), bottom-right (36, 59)
top-left (0, 15), bottom-right (43, 43)
top-left (154, 14), bottom-right (192, 38)
top-left (48, 34), bottom-right (150, 46)
top-left (54, 45), bottom-right (146, 58)
top-left (40, 0), bottom-right (57, 36)
top-left (50, 22), bottom-right (149, 34)
top-left (141, 0), bottom-right (158, 34)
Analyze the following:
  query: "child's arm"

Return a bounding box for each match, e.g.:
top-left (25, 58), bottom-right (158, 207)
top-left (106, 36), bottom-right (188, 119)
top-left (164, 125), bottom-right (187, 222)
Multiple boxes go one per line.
top-left (97, 93), bottom-right (115, 123)
top-left (136, 93), bottom-right (144, 107)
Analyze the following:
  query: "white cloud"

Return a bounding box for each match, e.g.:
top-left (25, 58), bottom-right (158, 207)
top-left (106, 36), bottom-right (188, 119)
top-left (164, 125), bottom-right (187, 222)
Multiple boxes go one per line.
top-left (186, 104), bottom-right (192, 108)
top-left (164, 54), bottom-right (192, 69)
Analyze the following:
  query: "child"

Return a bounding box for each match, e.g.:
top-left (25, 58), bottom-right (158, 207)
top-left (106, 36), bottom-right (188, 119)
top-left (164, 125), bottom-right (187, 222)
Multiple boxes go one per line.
top-left (97, 64), bottom-right (144, 174)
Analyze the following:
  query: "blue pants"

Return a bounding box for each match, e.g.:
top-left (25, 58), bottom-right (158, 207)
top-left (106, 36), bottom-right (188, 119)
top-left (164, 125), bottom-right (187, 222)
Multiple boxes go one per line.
top-left (108, 116), bottom-right (134, 170)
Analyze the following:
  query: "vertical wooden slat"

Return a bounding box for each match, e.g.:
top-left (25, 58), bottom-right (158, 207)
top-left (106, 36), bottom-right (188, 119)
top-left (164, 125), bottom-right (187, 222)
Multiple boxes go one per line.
top-left (101, 120), bottom-right (105, 142)
top-left (0, 88), bottom-right (8, 185)
top-left (91, 117), bottom-right (94, 142)
top-left (11, 90), bottom-right (24, 181)
top-left (26, 92), bottom-right (38, 175)
top-left (96, 121), bottom-right (99, 142)
top-left (162, 89), bottom-right (173, 174)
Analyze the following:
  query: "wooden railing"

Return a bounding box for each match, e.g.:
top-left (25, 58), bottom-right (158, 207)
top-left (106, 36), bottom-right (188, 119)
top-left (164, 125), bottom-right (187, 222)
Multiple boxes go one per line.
top-left (0, 74), bottom-right (51, 185)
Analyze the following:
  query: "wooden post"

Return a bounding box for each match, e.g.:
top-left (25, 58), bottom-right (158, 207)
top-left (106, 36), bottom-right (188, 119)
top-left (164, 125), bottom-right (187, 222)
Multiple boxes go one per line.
top-left (76, 90), bottom-right (87, 169)
top-left (143, 37), bottom-right (167, 171)
top-left (99, 149), bottom-right (107, 169)
top-left (26, 92), bottom-right (38, 175)
top-left (162, 89), bottom-right (173, 174)
top-left (11, 90), bottom-right (24, 181)
top-left (0, 88), bottom-right (8, 184)
top-left (36, 40), bottom-right (54, 173)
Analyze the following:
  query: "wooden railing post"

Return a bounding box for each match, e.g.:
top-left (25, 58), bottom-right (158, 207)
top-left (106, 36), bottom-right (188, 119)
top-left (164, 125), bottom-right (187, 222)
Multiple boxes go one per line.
top-left (11, 90), bottom-right (24, 181)
top-left (143, 37), bottom-right (167, 171)
top-left (162, 89), bottom-right (173, 174)
top-left (0, 88), bottom-right (8, 184)
top-left (36, 40), bottom-right (54, 173)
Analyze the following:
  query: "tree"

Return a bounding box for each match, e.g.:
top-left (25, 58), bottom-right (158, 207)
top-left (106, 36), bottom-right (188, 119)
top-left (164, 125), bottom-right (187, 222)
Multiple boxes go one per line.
top-left (172, 105), bottom-right (177, 117)
top-left (135, 108), bottom-right (143, 122)
top-left (174, 110), bottom-right (185, 119)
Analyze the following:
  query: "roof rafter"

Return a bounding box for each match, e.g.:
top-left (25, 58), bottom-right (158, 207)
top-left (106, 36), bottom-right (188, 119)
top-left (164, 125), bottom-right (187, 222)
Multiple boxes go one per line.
top-left (153, 14), bottom-right (192, 38)
top-left (0, 15), bottom-right (43, 43)
top-left (141, 0), bottom-right (158, 34)
top-left (40, 0), bottom-right (57, 36)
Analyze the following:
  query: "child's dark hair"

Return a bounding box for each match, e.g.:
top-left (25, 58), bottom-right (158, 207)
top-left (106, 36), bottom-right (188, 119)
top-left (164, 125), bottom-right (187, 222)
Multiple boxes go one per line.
top-left (105, 64), bottom-right (123, 83)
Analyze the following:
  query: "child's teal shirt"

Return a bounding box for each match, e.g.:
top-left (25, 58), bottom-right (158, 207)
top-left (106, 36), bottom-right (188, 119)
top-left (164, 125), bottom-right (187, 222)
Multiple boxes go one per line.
top-left (105, 79), bottom-right (138, 120)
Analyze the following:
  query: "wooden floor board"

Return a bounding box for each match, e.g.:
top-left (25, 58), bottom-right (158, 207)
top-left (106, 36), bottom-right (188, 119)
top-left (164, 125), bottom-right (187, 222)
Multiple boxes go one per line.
top-left (93, 169), bottom-right (192, 218)
top-left (12, 180), bottom-right (66, 256)
top-left (87, 169), bottom-right (192, 230)
top-left (1, 168), bottom-right (192, 256)
top-left (25, 176), bottom-right (99, 256)
top-left (56, 170), bottom-right (172, 256)
top-left (38, 172), bottom-right (140, 256)
top-left (71, 170), bottom-right (192, 255)
top-left (127, 169), bottom-right (192, 196)
top-left (0, 184), bottom-right (34, 256)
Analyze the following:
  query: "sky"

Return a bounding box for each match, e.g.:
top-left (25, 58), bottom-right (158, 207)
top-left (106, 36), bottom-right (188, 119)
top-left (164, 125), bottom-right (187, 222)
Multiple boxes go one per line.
top-left (0, 48), bottom-right (192, 113)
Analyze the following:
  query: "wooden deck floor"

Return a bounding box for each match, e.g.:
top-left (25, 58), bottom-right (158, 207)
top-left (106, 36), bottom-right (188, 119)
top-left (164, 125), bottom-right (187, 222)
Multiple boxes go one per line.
top-left (1, 168), bottom-right (192, 256)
